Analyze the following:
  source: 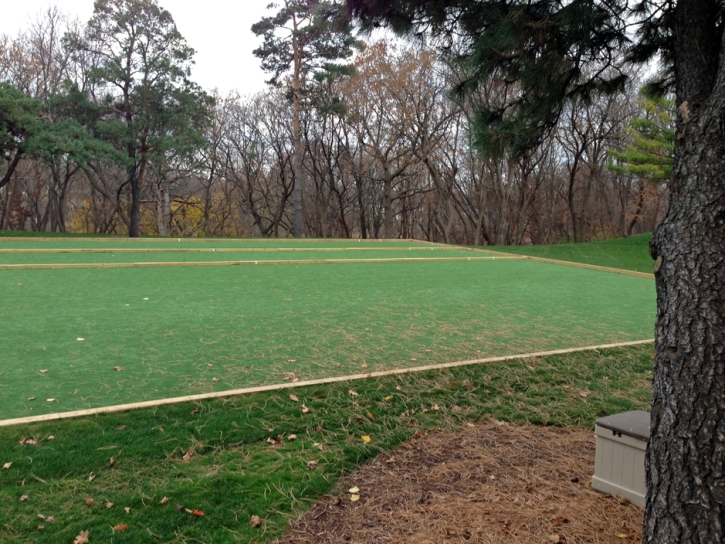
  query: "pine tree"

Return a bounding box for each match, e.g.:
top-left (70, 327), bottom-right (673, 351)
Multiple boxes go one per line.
top-left (252, 0), bottom-right (360, 237)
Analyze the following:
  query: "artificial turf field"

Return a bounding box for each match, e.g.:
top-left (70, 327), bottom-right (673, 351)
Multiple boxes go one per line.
top-left (0, 237), bottom-right (655, 421)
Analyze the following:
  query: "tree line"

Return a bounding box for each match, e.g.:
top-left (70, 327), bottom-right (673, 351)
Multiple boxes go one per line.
top-left (0, 1), bottom-right (669, 243)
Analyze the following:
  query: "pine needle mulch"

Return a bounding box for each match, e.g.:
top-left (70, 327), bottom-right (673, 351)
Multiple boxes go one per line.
top-left (279, 422), bottom-right (643, 544)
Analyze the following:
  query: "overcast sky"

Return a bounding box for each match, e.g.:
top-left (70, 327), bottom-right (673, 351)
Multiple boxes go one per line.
top-left (0, 0), bottom-right (280, 97)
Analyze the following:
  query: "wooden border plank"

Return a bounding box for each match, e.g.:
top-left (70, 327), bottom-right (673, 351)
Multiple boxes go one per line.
top-left (0, 255), bottom-right (521, 270)
top-left (0, 339), bottom-right (654, 428)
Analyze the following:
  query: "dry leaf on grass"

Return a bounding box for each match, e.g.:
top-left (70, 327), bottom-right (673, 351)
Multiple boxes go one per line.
top-left (362, 435), bottom-right (371, 443)
top-left (113, 366), bottom-right (124, 372)
top-left (105, 502), bottom-right (113, 509)
top-left (182, 449), bottom-right (195, 463)
top-left (289, 394), bottom-right (299, 402)
top-left (2, 462), bottom-right (11, 470)
top-left (287, 359), bottom-right (297, 363)
top-left (47, 435), bottom-right (55, 441)
top-left (87, 472), bottom-right (95, 482)
top-left (350, 494), bottom-right (360, 502)
top-left (301, 405), bottom-right (310, 414)
top-left (84, 497), bottom-right (95, 507)
top-left (160, 497), bottom-right (169, 505)
top-left (190, 408), bottom-right (199, 415)
top-left (366, 411), bottom-right (375, 421)
top-left (287, 434), bottom-right (297, 441)
top-left (192, 509), bottom-right (204, 517)
top-left (109, 457), bottom-right (115, 467)
top-left (37, 525), bottom-right (44, 531)
top-left (250, 515), bottom-right (262, 527)
top-left (348, 389), bottom-right (359, 397)
top-left (307, 461), bottom-right (318, 469)
top-left (124, 507), bottom-right (131, 514)
top-left (27, 397), bottom-right (35, 401)
top-left (211, 378), bottom-right (219, 383)
top-left (19, 494), bottom-right (29, 502)
top-left (348, 487), bottom-right (359, 494)
top-left (117, 425), bottom-right (126, 431)
top-left (73, 530), bottom-right (89, 544)
top-left (113, 523), bottom-right (128, 532)
top-left (39, 370), bottom-right (48, 374)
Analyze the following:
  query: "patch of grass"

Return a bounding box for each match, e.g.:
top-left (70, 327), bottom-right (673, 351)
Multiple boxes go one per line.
top-left (488, 233), bottom-right (654, 273)
top-left (0, 259), bottom-right (654, 419)
top-left (0, 344), bottom-right (653, 543)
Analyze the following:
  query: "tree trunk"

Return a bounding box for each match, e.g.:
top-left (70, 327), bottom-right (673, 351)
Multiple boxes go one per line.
top-left (291, 25), bottom-right (304, 238)
top-left (645, 1), bottom-right (725, 541)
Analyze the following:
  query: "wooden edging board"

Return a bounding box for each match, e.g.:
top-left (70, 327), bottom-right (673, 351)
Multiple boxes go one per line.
top-left (0, 339), bottom-right (654, 428)
top-left (0, 255), bottom-right (520, 270)
top-left (0, 246), bottom-right (455, 254)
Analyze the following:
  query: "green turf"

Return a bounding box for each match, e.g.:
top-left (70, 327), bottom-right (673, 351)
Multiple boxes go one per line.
top-left (488, 233), bottom-right (654, 273)
top-left (0, 259), bottom-right (654, 420)
top-left (0, 344), bottom-right (653, 544)
top-left (0, 248), bottom-right (483, 265)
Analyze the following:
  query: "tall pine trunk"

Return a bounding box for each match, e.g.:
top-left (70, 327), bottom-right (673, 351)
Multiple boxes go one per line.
top-left (645, 0), bottom-right (725, 540)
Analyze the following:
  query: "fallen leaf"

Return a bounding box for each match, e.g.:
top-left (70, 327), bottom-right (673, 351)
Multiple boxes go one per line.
top-left (46, 516), bottom-right (55, 523)
top-left (410, 358), bottom-right (417, 361)
top-left (250, 515), bottom-right (262, 527)
top-left (182, 449), bottom-right (195, 463)
top-left (87, 472), bottom-right (95, 482)
top-left (39, 370), bottom-right (48, 374)
top-left (37, 525), bottom-right (44, 531)
top-left (84, 497), bottom-right (95, 507)
top-left (190, 408), bottom-right (199, 415)
top-left (361, 363), bottom-right (368, 369)
top-left (109, 457), bottom-right (115, 467)
top-left (307, 460), bottom-right (318, 469)
top-left (106, 502), bottom-right (113, 509)
top-left (451, 405), bottom-right (462, 412)
top-left (301, 405), bottom-right (310, 414)
top-left (192, 509), bottom-right (205, 517)
top-left (25, 438), bottom-right (38, 445)
top-left (27, 397), bottom-right (35, 401)
top-left (113, 522), bottom-right (129, 532)
top-left (316, 425), bottom-right (323, 432)
top-left (384, 395), bottom-right (393, 401)
top-left (287, 359), bottom-right (297, 363)
top-left (113, 366), bottom-right (124, 372)
top-left (289, 394), bottom-right (299, 402)
top-left (348, 389), bottom-right (359, 397)
top-left (580, 391), bottom-right (590, 398)
top-left (160, 497), bottom-right (169, 505)
top-left (46, 398), bottom-right (55, 402)
top-left (549, 535), bottom-right (566, 543)
top-left (73, 530), bottom-right (90, 544)
top-left (143, 297), bottom-right (149, 301)
top-left (2, 462), bottom-right (11, 470)
top-left (117, 425), bottom-right (127, 431)
top-left (615, 532), bottom-right (629, 539)
top-left (211, 378), bottom-right (219, 383)
top-left (47, 435), bottom-right (55, 441)
top-left (124, 507), bottom-right (131, 514)
top-left (366, 411), bottom-right (375, 421)
top-left (527, 365), bottom-right (535, 371)
top-left (350, 494), bottom-right (360, 501)
top-left (395, 386), bottom-right (402, 391)
top-left (362, 435), bottom-right (371, 443)
top-left (77, 338), bottom-right (85, 341)
top-left (19, 494), bottom-right (29, 502)
top-left (287, 434), bottom-right (297, 441)
top-left (348, 486), bottom-right (360, 494)
top-left (431, 404), bottom-right (440, 411)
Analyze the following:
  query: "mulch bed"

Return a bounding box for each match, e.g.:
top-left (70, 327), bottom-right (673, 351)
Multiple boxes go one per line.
top-left (277, 422), bottom-right (643, 543)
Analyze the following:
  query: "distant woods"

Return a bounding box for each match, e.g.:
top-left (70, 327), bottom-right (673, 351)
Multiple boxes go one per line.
top-left (0, 2), bottom-right (667, 243)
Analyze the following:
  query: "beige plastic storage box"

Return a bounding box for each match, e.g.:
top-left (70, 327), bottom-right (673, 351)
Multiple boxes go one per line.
top-left (592, 410), bottom-right (650, 507)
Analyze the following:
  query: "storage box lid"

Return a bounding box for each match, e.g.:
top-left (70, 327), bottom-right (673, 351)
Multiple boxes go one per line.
top-left (595, 410), bottom-right (650, 441)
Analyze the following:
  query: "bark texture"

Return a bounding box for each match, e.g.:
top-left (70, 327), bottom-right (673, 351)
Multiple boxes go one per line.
top-left (646, 1), bottom-right (725, 540)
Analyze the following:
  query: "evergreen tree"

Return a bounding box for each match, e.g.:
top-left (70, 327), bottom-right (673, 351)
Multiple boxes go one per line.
top-left (67, 0), bottom-right (213, 237)
top-left (347, 1), bottom-right (725, 542)
top-left (252, 0), bottom-right (360, 237)
top-left (0, 83), bottom-right (42, 190)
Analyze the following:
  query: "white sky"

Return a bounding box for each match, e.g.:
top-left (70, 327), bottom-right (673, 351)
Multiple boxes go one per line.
top-left (0, 0), bottom-right (278, 97)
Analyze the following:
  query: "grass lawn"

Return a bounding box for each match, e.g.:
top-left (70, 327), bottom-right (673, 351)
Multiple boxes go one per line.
top-left (489, 233), bottom-right (655, 273)
top-left (0, 233), bottom-right (656, 543)
top-left (2, 257), bottom-right (653, 420)
top-left (0, 344), bottom-right (653, 543)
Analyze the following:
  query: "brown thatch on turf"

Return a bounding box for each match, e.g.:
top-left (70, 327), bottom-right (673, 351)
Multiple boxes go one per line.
top-left (278, 422), bottom-right (643, 544)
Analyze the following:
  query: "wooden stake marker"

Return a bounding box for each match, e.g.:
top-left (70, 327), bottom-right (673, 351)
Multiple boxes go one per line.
top-left (0, 339), bottom-right (654, 428)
